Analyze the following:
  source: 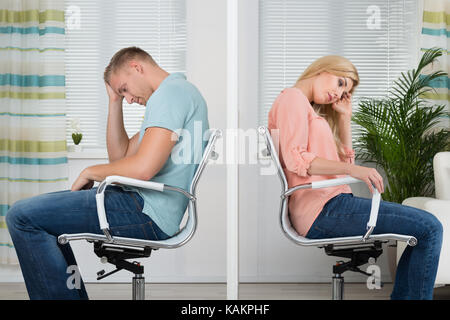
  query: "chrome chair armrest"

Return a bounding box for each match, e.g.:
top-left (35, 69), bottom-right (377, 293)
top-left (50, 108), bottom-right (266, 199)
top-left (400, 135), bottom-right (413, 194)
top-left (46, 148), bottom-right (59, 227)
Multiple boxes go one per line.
top-left (283, 176), bottom-right (381, 241)
top-left (284, 176), bottom-right (363, 196)
top-left (96, 175), bottom-right (195, 243)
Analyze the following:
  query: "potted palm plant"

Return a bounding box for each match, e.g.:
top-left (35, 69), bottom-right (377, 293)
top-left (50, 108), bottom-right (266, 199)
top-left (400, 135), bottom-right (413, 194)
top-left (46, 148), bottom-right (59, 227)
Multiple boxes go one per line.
top-left (353, 48), bottom-right (449, 203)
top-left (352, 48), bottom-right (450, 281)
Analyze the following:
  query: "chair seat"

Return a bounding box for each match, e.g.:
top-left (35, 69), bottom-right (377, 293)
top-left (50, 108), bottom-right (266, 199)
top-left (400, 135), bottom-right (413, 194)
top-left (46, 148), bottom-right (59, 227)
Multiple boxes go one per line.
top-left (58, 232), bottom-right (177, 250)
top-left (281, 224), bottom-right (418, 248)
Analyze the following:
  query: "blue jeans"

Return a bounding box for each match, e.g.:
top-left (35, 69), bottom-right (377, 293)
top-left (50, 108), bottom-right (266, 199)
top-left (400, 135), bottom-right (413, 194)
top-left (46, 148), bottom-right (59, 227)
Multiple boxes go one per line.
top-left (305, 193), bottom-right (443, 300)
top-left (5, 185), bottom-right (169, 300)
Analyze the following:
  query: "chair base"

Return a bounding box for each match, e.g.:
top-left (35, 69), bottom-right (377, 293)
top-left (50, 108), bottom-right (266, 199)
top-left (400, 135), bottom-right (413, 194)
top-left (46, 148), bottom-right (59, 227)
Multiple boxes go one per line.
top-left (93, 241), bottom-right (152, 300)
top-left (332, 274), bottom-right (344, 300)
top-left (132, 274), bottom-right (145, 300)
top-left (324, 241), bottom-right (384, 300)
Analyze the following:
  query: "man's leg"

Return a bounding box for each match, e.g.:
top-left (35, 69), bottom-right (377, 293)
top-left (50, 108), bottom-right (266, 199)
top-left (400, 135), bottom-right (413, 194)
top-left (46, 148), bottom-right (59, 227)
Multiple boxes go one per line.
top-left (5, 186), bottom-right (157, 300)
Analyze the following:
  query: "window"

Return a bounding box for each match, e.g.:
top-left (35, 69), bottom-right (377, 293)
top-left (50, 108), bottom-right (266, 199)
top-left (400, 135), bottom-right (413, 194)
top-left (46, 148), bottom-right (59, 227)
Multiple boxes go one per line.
top-left (65, 0), bottom-right (186, 149)
top-left (258, 0), bottom-right (419, 126)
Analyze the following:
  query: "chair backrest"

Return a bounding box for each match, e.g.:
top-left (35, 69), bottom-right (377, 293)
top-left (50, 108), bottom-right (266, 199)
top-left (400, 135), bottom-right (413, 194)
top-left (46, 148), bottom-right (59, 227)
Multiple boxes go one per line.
top-left (258, 126), bottom-right (304, 243)
top-left (190, 128), bottom-right (221, 196)
top-left (434, 152), bottom-right (450, 200)
top-left (158, 128), bottom-right (222, 248)
top-left (258, 126), bottom-right (288, 192)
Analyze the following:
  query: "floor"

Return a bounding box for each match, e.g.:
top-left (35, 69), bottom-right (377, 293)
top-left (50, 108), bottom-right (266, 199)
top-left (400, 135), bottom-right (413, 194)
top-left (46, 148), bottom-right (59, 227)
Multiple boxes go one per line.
top-left (0, 282), bottom-right (449, 300)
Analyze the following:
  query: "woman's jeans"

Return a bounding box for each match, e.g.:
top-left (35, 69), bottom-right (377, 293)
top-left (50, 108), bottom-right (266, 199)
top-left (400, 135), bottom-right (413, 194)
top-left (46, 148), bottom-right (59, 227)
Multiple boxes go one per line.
top-left (305, 193), bottom-right (443, 300)
top-left (5, 186), bottom-right (169, 300)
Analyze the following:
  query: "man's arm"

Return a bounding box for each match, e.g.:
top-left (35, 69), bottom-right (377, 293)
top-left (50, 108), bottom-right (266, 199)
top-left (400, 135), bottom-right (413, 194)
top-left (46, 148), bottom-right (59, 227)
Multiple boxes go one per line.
top-left (71, 127), bottom-right (177, 191)
top-left (124, 131), bottom-right (140, 158)
top-left (105, 82), bottom-right (137, 162)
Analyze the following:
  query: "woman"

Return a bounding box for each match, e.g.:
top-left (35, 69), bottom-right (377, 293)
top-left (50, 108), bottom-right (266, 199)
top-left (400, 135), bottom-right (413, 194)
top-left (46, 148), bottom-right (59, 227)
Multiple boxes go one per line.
top-left (268, 55), bottom-right (443, 300)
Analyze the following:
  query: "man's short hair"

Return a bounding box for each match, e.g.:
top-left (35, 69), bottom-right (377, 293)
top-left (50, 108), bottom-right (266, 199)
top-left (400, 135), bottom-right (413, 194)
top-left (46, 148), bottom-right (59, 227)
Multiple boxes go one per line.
top-left (104, 46), bottom-right (156, 84)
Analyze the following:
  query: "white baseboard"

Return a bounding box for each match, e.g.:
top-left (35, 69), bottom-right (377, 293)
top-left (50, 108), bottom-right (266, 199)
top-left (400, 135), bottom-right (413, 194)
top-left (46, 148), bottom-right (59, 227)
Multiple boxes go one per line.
top-left (0, 264), bottom-right (391, 283)
top-left (0, 274), bottom-right (391, 284)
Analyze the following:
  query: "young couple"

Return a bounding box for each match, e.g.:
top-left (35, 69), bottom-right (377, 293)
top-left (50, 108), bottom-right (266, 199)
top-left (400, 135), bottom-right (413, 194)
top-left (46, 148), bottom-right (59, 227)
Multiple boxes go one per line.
top-left (6, 47), bottom-right (442, 300)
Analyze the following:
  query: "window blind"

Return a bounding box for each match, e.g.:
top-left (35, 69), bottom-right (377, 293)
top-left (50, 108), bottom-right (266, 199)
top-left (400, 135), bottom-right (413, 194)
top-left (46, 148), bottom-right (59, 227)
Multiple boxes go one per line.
top-left (258, 0), bottom-right (418, 127)
top-left (65, 0), bottom-right (186, 149)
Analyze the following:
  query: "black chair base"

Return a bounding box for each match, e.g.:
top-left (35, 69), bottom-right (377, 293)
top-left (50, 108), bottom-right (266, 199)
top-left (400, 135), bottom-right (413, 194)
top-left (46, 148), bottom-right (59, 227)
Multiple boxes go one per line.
top-left (92, 241), bottom-right (153, 300)
top-left (323, 241), bottom-right (385, 300)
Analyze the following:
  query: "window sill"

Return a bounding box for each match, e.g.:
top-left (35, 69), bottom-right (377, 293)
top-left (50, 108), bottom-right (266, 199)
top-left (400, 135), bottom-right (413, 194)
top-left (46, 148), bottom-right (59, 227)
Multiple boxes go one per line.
top-left (67, 148), bottom-right (108, 159)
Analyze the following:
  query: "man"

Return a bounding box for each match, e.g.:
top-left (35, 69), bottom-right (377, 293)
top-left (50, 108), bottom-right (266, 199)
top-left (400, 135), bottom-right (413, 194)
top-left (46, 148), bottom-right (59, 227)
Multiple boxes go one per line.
top-left (6, 47), bottom-right (210, 299)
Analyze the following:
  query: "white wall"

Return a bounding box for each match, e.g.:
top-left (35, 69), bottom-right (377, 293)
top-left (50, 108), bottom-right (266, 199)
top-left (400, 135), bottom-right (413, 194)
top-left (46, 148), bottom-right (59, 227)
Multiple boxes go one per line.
top-left (0, 0), bottom-right (393, 285)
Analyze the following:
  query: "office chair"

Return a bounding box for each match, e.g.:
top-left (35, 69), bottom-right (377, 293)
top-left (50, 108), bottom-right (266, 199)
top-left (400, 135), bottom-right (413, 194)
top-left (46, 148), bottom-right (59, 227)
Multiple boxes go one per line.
top-left (58, 128), bottom-right (222, 300)
top-left (258, 126), bottom-right (417, 300)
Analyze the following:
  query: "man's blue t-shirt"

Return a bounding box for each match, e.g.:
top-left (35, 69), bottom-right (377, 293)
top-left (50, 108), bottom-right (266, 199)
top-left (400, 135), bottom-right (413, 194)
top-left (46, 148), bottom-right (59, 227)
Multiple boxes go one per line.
top-left (121, 73), bottom-right (209, 237)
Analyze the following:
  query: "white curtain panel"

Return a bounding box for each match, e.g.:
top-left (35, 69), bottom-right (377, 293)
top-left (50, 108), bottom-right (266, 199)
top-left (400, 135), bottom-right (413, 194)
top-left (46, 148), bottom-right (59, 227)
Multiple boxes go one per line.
top-left (420, 0), bottom-right (449, 129)
top-left (0, 0), bottom-right (68, 264)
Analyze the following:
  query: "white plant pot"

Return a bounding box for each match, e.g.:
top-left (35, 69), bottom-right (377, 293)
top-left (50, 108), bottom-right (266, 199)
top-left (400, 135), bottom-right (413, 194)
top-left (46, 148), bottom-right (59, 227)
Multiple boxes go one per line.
top-left (69, 145), bottom-right (83, 152)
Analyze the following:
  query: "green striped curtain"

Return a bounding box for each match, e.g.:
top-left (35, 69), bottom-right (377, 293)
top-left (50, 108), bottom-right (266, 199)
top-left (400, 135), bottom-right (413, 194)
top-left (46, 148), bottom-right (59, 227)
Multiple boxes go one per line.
top-left (0, 0), bottom-right (68, 264)
top-left (420, 0), bottom-right (449, 128)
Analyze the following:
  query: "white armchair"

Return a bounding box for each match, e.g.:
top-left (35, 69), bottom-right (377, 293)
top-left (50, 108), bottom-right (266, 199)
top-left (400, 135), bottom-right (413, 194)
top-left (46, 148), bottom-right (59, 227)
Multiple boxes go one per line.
top-left (397, 152), bottom-right (450, 285)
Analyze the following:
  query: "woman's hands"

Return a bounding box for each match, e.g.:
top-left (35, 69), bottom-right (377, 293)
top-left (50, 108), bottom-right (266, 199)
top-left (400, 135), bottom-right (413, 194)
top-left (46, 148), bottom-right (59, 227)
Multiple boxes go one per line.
top-left (332, 92), bottom-right (352, 118)
top-left (348, 164), bottom-right (384, 194)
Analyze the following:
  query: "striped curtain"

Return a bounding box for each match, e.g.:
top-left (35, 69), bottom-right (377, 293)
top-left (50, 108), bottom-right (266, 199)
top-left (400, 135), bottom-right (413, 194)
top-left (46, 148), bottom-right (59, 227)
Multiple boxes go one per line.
top-left (420, 0), bottom-right (449, 128)
top-left (0, 0), bottom-right (68, 264)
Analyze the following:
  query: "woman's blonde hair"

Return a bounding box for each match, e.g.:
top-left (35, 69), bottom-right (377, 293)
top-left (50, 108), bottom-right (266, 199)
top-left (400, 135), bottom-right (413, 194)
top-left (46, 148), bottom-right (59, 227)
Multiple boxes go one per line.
top-left (295, 55), bottom-right (359, 158)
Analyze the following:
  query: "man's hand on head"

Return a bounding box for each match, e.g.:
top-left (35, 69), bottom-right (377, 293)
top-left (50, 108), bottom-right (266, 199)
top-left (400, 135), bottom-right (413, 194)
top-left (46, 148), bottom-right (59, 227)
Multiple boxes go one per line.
top-left (105, 81), bottom-right (123, 103)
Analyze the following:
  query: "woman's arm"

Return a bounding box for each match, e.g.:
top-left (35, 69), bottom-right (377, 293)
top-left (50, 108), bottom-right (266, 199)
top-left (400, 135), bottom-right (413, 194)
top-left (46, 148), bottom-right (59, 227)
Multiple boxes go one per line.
top-left (271, 89), bottom-right (319, 178)
top-left (338, 115), bottom-right (352, 149)
top-left (307, 156), bottom-right (351, 176)
top-left (334, 92), bottom-right (353, 149)
top-left (307, 93), bottom-right (384, 194)
top-left (307, 157), bottom-right (384, 194)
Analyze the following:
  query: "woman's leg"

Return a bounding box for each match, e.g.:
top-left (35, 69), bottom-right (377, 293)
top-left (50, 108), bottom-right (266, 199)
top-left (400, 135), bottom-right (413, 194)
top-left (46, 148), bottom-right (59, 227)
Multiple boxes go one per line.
top-left (5, 186), bottom-right (169, 300)
top-left (305, 193), bottom-right (443, 300)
